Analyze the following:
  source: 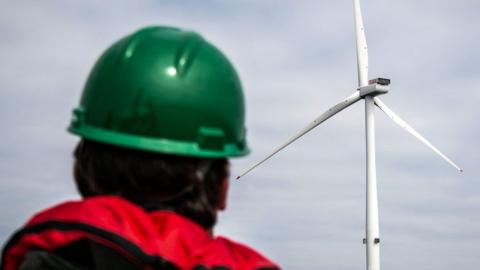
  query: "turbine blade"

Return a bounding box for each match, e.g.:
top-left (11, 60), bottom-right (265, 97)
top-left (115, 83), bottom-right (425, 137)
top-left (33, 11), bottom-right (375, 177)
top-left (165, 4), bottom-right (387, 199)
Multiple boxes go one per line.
top-left (354, 0), bottom-right (369, 87)
top-left (237, 91), bottom-right (362, 179)
top-left (374, 97), bottom-right (463, 172)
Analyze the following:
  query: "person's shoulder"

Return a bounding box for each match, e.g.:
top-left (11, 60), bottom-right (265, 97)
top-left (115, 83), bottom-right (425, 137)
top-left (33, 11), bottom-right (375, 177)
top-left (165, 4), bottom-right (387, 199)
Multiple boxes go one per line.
top-left (194, 236), bottom-right (280, 270)
top-left (149, 212), bottom-right (281, 269)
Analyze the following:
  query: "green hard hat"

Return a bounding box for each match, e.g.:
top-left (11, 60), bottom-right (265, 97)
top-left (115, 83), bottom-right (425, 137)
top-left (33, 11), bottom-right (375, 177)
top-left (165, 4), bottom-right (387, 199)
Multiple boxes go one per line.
top-left (68, 26), bottom-right (249, 158)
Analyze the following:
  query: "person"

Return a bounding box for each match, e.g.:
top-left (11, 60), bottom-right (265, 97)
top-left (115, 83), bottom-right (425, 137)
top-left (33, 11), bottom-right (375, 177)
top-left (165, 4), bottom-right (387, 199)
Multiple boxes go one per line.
top-left (1, 26), bottom-right (279, 270)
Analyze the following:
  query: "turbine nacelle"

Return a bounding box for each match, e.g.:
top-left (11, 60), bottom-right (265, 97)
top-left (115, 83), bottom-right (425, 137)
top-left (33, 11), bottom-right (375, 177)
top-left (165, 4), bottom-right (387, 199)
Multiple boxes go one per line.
top-left (359, 77), bottom-right (390, 98)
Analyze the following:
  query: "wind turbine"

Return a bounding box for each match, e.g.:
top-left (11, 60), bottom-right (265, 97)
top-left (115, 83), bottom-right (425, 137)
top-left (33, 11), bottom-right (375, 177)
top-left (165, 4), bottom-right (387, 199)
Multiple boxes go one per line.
top-left (236, 0), bottom-right (463, 269)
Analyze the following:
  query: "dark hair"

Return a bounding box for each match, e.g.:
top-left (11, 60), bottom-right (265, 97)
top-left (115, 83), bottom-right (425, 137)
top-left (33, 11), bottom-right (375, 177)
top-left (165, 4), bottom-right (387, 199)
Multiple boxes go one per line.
top-left (73, 139), bottom-right (229, 229)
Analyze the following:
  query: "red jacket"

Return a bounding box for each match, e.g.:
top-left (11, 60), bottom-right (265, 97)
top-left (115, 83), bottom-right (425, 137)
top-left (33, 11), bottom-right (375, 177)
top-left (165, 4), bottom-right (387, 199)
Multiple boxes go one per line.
top-left (1, 196), bottom-right (279, 270)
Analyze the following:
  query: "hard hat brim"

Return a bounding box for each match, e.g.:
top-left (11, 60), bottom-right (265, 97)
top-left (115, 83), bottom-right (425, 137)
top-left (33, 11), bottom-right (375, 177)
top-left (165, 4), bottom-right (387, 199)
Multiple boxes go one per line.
top-left (68, 124), bottom-right (250, 158)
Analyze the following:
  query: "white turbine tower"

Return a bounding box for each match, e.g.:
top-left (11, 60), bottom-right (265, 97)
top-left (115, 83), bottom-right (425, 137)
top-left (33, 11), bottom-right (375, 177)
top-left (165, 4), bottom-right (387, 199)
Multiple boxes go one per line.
top-left (237, 0), bottom-right (463, 269)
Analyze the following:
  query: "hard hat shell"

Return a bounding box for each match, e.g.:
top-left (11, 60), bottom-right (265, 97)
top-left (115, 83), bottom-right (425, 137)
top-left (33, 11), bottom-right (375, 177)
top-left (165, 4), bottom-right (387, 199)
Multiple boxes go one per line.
top-left (68, 26), bottom-right (249, 158)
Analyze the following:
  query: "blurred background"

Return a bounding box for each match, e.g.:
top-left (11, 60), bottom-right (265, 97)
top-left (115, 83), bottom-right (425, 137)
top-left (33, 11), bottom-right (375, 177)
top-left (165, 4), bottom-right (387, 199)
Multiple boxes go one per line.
top-left (1, 1), bottom-right (479, 269)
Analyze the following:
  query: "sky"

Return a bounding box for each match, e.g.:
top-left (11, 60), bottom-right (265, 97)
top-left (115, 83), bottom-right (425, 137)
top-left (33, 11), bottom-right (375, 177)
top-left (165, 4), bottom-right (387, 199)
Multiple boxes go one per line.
top-left (0, 0), bottom-right (479, 269)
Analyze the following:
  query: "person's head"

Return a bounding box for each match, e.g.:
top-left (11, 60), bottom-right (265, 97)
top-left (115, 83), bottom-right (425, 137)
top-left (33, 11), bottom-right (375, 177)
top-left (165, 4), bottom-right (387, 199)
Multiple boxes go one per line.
top-left (68, 26), bottom-right (249, 230)
top-left (73, 139), bottom-right (229, 229)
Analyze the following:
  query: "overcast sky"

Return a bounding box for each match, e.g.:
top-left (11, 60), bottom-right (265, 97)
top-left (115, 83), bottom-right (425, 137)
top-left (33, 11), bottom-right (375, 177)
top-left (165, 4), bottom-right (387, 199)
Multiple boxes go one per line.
top-left (1, 1), bottom-right (479, 269)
